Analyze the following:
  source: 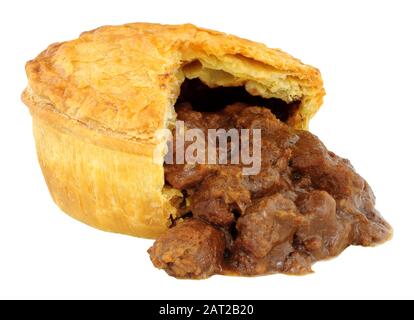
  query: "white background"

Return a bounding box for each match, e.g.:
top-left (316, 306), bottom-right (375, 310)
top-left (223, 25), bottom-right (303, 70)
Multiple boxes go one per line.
top-left (1, 0), bottom-right (413, 300)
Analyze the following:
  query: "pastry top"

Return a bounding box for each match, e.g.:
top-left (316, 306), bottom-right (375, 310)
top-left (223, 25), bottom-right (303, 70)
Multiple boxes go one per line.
top-left (23, 23), bottom-right (324, 156)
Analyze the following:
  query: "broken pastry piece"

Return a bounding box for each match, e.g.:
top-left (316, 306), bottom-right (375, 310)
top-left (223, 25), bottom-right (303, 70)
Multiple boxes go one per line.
top-left (22, 23), bottom-right (392, 279)
top-left (148, 103), bottom-right (391, 278)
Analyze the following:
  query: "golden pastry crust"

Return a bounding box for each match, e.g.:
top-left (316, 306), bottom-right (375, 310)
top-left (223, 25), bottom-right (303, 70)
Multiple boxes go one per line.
top-left (22, 23), bottom-right (325, 238)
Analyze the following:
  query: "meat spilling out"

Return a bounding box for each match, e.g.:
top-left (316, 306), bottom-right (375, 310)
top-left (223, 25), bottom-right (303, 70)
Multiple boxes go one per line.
top-left (148, 102), bottom-right (392, 279)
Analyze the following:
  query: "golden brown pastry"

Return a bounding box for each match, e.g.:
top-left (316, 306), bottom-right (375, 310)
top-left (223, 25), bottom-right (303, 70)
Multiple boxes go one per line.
top-left (22, 23), bottom-right (325, 239)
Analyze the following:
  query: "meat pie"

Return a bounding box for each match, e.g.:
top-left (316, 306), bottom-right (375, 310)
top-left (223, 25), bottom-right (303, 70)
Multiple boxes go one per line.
top-left (22, 23), bottom-right (392, 279)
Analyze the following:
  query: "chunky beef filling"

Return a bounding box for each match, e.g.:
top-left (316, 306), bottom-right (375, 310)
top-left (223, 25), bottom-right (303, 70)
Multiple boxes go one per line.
top-left (148, 103), bottom-right (392, 279)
